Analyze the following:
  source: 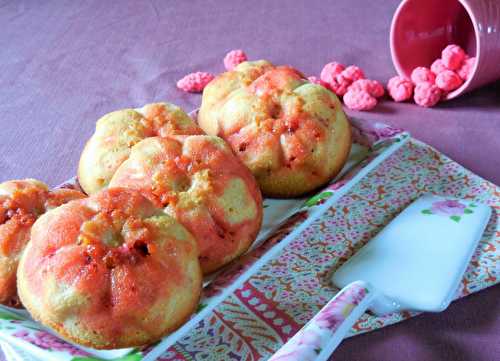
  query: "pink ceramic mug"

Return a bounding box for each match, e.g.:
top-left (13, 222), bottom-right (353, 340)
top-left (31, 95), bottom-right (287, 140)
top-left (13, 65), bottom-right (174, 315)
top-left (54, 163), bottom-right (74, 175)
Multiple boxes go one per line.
top-left (390, 0), bottom-right (500, 100)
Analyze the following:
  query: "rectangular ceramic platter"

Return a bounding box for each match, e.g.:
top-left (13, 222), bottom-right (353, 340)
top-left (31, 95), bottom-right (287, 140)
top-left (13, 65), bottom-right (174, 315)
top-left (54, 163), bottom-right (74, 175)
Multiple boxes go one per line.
top-left (0, 118), bottom-right (410, 361)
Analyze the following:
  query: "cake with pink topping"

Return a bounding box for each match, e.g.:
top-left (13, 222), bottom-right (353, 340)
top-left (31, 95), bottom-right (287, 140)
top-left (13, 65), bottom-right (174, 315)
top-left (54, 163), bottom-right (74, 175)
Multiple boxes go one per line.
top-left (198, 60), bottom-right (352, 197)
top-left (78, 102), bottom-right (203, 195)
top-left (0, 179), bottom-right (84, 307)
top-left (110, 135), bottom-right (263, 274)
top-left (17, 188), bottom-right (202, 349)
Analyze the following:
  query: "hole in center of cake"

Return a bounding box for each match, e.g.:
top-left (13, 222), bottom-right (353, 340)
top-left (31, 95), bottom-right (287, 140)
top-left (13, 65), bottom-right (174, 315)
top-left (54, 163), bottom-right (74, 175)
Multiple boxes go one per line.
top-left (152, 166), bottom-right (192, 206)
top-left (78, 211), bottom-right (154, 251)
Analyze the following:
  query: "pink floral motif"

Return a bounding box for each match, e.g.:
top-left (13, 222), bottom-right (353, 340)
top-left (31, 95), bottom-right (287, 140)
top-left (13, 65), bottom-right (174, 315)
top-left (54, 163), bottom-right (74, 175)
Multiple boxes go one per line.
top-left (370, 124), bottom-right (403, 139)
top-left (269, 283), bottom-right (368, 361)
top-left (315, 284), bottom-right (367, 329)
top-left (422, 199), bottom-right (474, 223)
top-left (350, 125), bottom-right (371, 147)
top-left (329, 180), bottom-right (347, 191)
top-left (12, 330), bottom-right (89, 356)
top-left (350, 118), bottom-right (404, 147)
top-left (431, 200), bottom-right (466, 216)
top-left (269, 330), bottom-right (321, 361)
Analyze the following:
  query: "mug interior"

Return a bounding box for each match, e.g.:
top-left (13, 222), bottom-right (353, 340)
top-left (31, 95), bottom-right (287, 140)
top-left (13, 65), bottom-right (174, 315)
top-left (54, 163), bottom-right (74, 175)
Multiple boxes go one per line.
top-left (390, 0), bottom-right (478, 99)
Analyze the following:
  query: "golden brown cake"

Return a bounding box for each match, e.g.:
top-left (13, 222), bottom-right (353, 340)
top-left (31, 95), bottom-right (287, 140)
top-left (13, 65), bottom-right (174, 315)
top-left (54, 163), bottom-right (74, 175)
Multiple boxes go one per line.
top-left (0, 179), bottom-right (84, 307)
top-left (78, 102), bottom-right (203, 195)
top-left (198, 60), bottom-right (352, 197)
top-left (109, 135), bottom-right (263, 274)
top-left (17, 188), bottom-right (202, 349)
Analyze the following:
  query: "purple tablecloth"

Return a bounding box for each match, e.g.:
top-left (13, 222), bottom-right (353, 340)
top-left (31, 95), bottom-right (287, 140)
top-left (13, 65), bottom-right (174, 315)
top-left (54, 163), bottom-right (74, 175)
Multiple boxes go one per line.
top-left (1, 1), bottom-right (499, 360)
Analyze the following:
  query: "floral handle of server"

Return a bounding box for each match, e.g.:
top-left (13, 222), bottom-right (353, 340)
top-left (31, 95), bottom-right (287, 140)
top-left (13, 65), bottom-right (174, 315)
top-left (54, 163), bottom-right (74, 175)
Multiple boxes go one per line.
top-left (268, 281), bottom-right (375, 361)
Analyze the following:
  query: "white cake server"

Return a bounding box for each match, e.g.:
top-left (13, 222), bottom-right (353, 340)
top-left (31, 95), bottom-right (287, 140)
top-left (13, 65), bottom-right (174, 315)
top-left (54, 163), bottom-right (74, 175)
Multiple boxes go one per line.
top-left (268, 194), bottom-right (491, 361)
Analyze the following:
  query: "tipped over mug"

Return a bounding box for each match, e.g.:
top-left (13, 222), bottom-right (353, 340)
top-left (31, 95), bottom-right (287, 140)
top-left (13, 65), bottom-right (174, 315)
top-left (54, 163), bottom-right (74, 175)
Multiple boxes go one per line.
top-left (390, 0), bottom-right (500, 100)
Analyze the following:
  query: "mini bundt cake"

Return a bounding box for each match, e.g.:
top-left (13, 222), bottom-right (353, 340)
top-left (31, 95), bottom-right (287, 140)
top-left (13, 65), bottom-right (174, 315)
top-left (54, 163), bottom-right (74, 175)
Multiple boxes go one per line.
top-left (109, 135), bottom-right (263, 274)
top-left (198, 60), bottom-right (352, 197)
top-left (0, 179), bottom-right (84, 307)
top-left (17, 188), bottom-right (202, 349)
top-left (78, 102), bottom-right (203, 195)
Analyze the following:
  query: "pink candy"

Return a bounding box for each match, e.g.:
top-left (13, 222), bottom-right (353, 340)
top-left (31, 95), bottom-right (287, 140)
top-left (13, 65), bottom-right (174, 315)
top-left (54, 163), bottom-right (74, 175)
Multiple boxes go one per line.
top-left (457, 57), bottom-right (476, 81)
top-left (343, 78), bottom-right (383, 111)
top-left (348, 79), bottom-right (384, 98)
top-left (341, 65), bottom-right (365, 82)
top-left (223, 49), bottom-right (248, 71)
top-left (320, 62), bottom-right (345, 84)
top-left (320, 62), bottom-right (369, 97)
top-left (177, 71), bottom-right (215, 93)
top-left (343, 89), bottom-right (377, 111)
top-left (441, 44), bottom-right (466, 70)
top-left (328, 73), bottom-right (351, 96)
top-left (177, 49), bottom-right (249, 93)
top-left (414, 82), bottom-right (442, 107)
top-left (387, 44), bottom-right (474, 107)
top-left (387, 76), bottom-right (413, 102)
top-left (435, 70), bottom-right (463, 92)
top-left (317, 60), bottom-right (381, 110)
top-left (411, 67), bottom-right (436, 84)
top-left (320, 62), bottom-right (350, 96)
top-left (430, 59), bottom-right (447, 74)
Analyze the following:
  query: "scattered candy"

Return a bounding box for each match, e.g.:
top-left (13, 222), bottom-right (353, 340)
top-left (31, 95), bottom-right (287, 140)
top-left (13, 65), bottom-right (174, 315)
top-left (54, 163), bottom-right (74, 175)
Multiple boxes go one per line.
top-left (457, 56), bottom-right (476, 81)
top-left (312, 44), bottom-right (474, 109)
top-left (414, 82), bottom-right (442, 107)
top-left (348, 79), bottom-right (384, 98)
top-left (387, 76), bottom-right (414, 102)
top-left (435, 70), bottom-right (463, 92)
top-left (343, 89), bottom-right (377, 111)
top-left (320, 62), bottom-right (369, 97)
top-left (387, 44), bottom-right (473, 106)
top-left (224, 49), bottom-right (248, 71)
top-left (430, 59), bottom-right (447, 75)
top-left (341, 65), bottom-right (365, 82)
top-left (441, 44), bottom-right (466, 70)
top-left (320, 62), bottom-right (350, 95)
top-left (316, 61), bottom-right (381, 110)
top-left (328, 73), bottom-right (351, 96)
top-left (320, 62), bottom-right (345, 84)
top-left (180, 44), bottom-right (476, 112)
top-left (411, 67), bottom-right (436, 84)
top-left (177, 71), bottom-right (215, 93)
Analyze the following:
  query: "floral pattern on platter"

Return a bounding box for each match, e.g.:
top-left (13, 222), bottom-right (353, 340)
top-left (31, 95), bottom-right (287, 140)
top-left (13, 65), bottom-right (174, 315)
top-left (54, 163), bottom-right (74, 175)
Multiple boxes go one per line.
top-left (0, 120), bottom-right (498, 361)
top-left (421, 199), bottom-right (477, 222)
top-left (164, 139), bottom-right (499, 361)
top-left (12, 330), bottom-right (89, 357)
top-left (349, 117), bottom-right (404, 148)
top-left (268, 282), bottom-right (369, 361)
